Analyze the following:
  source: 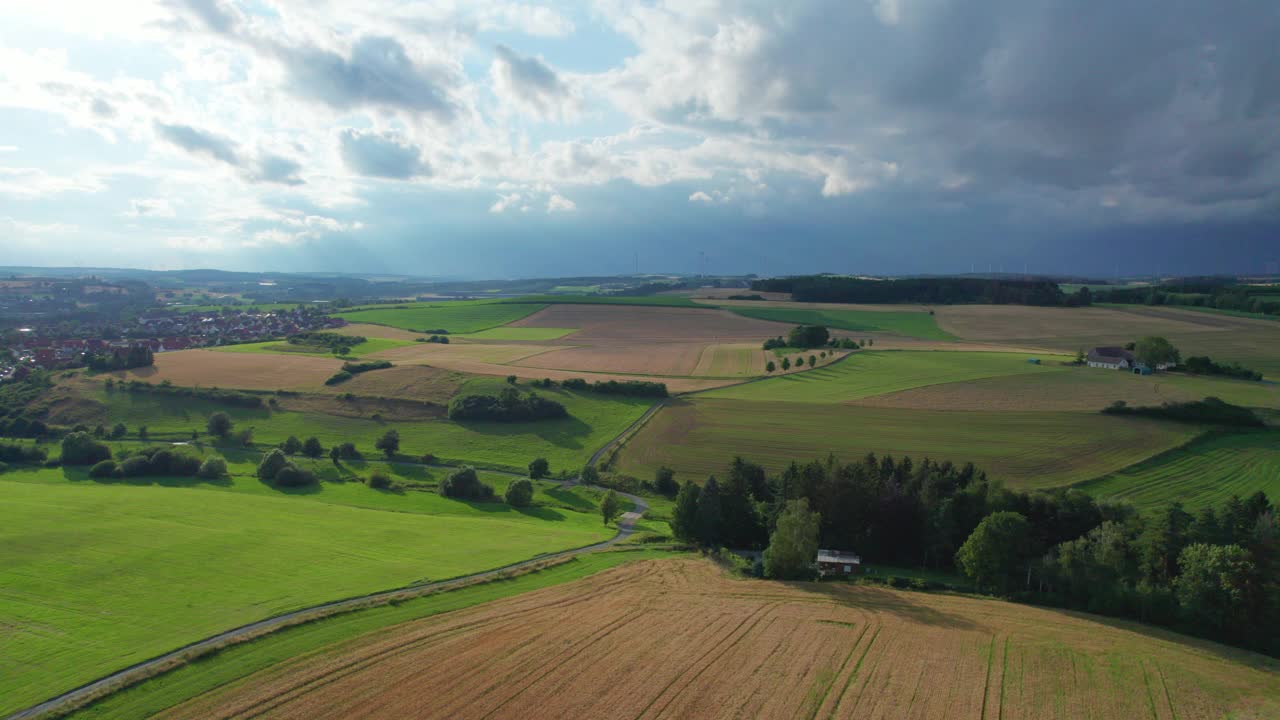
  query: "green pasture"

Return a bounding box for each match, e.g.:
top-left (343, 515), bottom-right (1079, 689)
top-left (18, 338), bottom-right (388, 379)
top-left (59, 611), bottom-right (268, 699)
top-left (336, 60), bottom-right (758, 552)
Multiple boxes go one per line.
top-left (0, 467), bottom-right (614, 716)
top-left (212, 336), bottom-right (412, 357)
top-left (1075, 431), bottom-right (1280, 512)
top-left (454, 327), bottom-right (578, 341)
top-left (334, 301), bottom-right (546, 334)
top-left (67, 549), bottom-right (680, 720)
top-left (728, 306), bottom-right (956, 340)
top-left (76, 383), bottom-right (651, 472)
top-left (613, 400), bottom-right (1201, 490)
top-left (702, 350), bottom-right (1070, 403)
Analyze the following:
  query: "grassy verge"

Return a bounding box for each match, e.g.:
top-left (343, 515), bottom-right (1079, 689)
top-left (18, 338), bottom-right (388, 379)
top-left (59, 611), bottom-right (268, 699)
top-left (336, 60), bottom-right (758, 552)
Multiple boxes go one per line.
top-left (727, 306), bottom-right (956, 340)
top-left (67, 549), bottom-right (683, 720)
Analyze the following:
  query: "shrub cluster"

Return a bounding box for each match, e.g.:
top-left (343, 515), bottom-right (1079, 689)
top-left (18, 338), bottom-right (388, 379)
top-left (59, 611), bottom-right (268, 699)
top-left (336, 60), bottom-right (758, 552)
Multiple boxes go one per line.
top-left (60, 432), bottom-right (112, 465)
top-left (342, 359), bottom-right (393, 374)
top-left (438, 466), bottom-right (494, 500)
top-left (1182, 356), bottom-right (1263, 381)
top-left (85, 345), bottom-right (154, 371)
top-left (560, 378), bottom-right (668, 397)
top-left (0, 443), bottom-right (48, 464)
top-left (447, 389), bottom-right (568, 421)
top-left (0, 416), bottom-right (51, 438)
top-left (288, 331), bottom-right (365, 350)
top-left (324, 370), bottom-right (353, 386)
top-left (1102, 397), bottom-right (1264, 427)
top-left (118, 380), bottom-right (263, 408)
top-left (257, 448), bottom-right (317, 487)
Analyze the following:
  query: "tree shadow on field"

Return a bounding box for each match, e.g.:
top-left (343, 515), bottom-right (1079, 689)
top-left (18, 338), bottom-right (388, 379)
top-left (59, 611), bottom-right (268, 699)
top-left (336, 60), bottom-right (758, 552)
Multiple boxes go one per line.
top-left (450, 415), bottom-right (593, 450)
top-left (791, 581), bottom-right (979, 631)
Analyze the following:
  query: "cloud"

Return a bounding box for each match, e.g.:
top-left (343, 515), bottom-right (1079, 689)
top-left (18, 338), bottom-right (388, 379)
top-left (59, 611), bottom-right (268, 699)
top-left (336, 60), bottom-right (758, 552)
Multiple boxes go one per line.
top-left (337, 128), bottom-right (430, 179)
top-left (490, 44), bottom-right (578, 121)
top-left (244, 213), bottom-right (364, 246)
top-left (688, 191), bottom-right (714, 204)
top-left (165, 235), bottom-right (225, 251)
top-left (0, 167), bottom-right (106, 196)
top-left (489, 192), bottom-right (522, 213)
top-left (252, 153), bottom-right (305, 185)
top-left (477, 4), bottom-right (575, 38)
top-left (0, 146), bottom-right (17, 153)
top-left (125, 198), bottom-right (177, 217)
top-left (154, 121), bottom-right (241, 166)
top-left (546, 194), bottom-right (576, 213)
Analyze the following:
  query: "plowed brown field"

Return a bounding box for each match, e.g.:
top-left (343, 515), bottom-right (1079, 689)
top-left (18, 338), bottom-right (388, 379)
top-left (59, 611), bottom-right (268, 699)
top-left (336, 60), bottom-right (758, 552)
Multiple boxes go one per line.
top-left (103, 349), bottom-right (342, 390)
top-left (164, 559), bottom-right (1279, 720)
top-left (514, 343), bottom-right (708, 376)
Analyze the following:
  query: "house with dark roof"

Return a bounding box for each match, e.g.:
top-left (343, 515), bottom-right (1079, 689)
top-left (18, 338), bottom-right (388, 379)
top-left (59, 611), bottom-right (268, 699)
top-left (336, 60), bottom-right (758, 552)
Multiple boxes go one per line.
top-left (816, 549), bottom-right (862, 578)
top-left (1086, 346), bottom-right (1135, 370)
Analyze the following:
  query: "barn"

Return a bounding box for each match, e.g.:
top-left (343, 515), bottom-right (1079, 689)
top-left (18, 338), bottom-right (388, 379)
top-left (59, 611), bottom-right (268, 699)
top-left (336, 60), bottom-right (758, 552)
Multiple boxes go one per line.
top-left (816, 549), bottom-right (862, 577)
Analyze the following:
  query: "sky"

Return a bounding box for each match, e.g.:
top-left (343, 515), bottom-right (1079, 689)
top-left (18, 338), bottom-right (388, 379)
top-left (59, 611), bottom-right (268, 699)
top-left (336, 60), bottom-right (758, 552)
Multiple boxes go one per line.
top-left (0, 0), bottom-right (1278, 279)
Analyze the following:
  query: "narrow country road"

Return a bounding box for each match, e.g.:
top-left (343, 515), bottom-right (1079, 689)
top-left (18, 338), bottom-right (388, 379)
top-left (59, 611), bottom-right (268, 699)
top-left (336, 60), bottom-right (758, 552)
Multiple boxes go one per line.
top-left (6, 483), bottom-right (649, 720)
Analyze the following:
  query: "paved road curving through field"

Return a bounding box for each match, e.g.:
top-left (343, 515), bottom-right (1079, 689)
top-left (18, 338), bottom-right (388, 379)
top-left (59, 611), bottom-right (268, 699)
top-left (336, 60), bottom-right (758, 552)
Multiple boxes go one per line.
top-left (6, 483), bottom-right (648, 720)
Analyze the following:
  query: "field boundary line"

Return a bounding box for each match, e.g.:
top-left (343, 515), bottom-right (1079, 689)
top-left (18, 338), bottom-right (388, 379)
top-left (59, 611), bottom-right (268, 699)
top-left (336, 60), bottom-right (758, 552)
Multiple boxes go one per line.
top-left (808, 621), bottom-right (871, 720)
top-left (826, 622), bottom-right (883, 718)
top-left (4, 497), bottom-right (649, 720)
top-left (590, 399), bottom-right (667, 469)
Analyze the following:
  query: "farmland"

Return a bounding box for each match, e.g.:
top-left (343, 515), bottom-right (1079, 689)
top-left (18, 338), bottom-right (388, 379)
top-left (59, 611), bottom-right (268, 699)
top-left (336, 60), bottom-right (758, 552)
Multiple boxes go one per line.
top-left (99, 349), bottom-right (343, 390)
top-left (727, 306), bottom-right (956, 340)
top-left (613, 400), bottom-right (1201, 489)
top-left (701, 350), bottom-right (1072, 403)
top-left (1076, 431), bottom-right (1280, 511)
top-left (161, 558), bottom-right (1280, 720)
top-left (0, 464), bottom-right (613, 716)
top-left (212, 337), bottom-right (413, 357)
top-left (334, 301), bottom-right (547, 334)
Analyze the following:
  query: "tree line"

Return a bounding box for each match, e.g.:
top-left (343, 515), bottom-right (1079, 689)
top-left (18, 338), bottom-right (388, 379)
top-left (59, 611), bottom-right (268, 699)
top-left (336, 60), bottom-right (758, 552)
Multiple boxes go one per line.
top-left (85, 345), bottom-right (154, 371)
top-left (663, 453), bottom-right (1280, 656)
top-left (752, 276), bottom-right (1085, 306)
top-left (447, 387), bottom-right (568, 421)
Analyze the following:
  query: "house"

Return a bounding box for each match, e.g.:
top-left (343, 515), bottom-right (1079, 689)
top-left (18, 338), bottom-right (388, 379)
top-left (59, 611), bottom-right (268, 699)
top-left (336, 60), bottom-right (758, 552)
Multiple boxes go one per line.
top-left (816, 549), bottom-right (862, 577)
top-left (1086, 346), bottom-right (1135, 370)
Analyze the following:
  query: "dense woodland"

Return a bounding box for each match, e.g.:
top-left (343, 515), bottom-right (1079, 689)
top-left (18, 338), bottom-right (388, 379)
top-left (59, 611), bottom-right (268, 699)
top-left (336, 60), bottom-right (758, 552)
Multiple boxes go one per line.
top-left (666, 453), bottom-right (1280, 657)
top-left (752, 276), bottom-right (1088, 306)
top-left (1094, 278), bottom-right (1280, 317)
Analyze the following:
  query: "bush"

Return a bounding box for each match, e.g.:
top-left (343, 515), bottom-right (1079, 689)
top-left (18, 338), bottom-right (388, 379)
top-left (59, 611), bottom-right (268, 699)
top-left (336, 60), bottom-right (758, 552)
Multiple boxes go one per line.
top-left (197, 455), bottom-right (228, 479)
top-left (1101, 397), bottom-right (1263, 427)
top-left (302, 437), bottom-right (324, 458)
top-left (505, 478), bottom-right (534, 507)
top-left (447, 390), bottom-right (569, 422)
top-left (654, 466), bottom-right (678, 496)
top-left (61, 432), bottom-right (112, 466)
top-left (788, 325), bottom-right (830, 348)
top-left (342, 360), bottom-right (393, 374)
top-left (273, 463), bottom-right (317, 487)
top-left (207, 412), bottom-right (233, 438)
top-left (438, 466), bottom-right (494, 500)
top-left (257, 448), bottom-right (290, 480)
top-left (118, 455), bottom-right (151, 477)
top-left (325, 370), bottom-right (354, 386)
top-left (367, 471), bottom-right (393, 489)
top-left (560, 378), bottom-right (669, 397)
top-left (0, 443), bottom-right (48, 464)
top-left (580, 465), bottom-right (600, 485)
top-left (528, 457), bottom-right (549, 479)
top-left (282, 435), bottom-right (302, 455)
top-left (89, 459), bottom-right (118, 478)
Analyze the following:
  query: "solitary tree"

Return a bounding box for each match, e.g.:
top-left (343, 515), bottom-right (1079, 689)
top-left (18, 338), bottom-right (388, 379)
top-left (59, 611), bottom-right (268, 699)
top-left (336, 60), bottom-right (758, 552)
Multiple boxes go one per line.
top-left (282, 435), bottom-right (302, 455)
top-left (375, 429), bottom-right (401, 458)
top-left (695, 476), bottom-right (723, 546)
top-left (138, 425), bottom-right (148, 441)
top-left (302, 436), bottom-right (324, 458)
top-left (207, 412), bottom-right (233, 439)
top-left (654, 466), bottom-right (678, 496)
top-left (600, 490), bottom-right (622, 525)
top-left (580, 464), bottom-right (600, 485)
top-left (781, 357), bottom-right (791, 371)
top-left (329, 445), bottom-right (341, 464)
top-left (763, 499), bottom-right (821, 580)
top-left (765, 360), bottom-right (776, 374)
top-left (808, 354), bottom-right (817, 367)
top-left (111, 423), bottom-right (127, 439)
top-left (257, 448), bottom-right (290, 481)
top-left (505, 478), bottom-right (534, 507)
top-left (956, 511), bottom-right (1033, 593)
top-left (506, 375), bottom-right (518, 384)
top-left (528, 457), bottom-right (550, 479)
top-left (1135, 336), bottom-right (1180, 369)
top-left (795, 356), bottom-right (806, 368)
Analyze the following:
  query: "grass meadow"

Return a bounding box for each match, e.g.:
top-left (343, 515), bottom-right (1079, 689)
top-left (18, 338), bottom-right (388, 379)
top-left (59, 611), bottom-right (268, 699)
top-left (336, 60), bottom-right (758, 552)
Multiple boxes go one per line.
top-left (76, 380), bottom-right (651, 471)
top-left (727, 306), bottom-right (956, 340)
top-left (334, 301), bottom-right (547, 334)
top-left (212, 336), bottom-right (413, 357)
top-left (504, 294), bottom-right (704, 307)
top-left (614, 400), bottom-right (1202, 490)
top-left (0, 464), bottom-right (613, 716)
top-left (1076, 430), bottom-right (1280, 511)
top-left (453, 326), bottom-right (579, 341)
top-left (701, 350), bottom-right (1071, 403)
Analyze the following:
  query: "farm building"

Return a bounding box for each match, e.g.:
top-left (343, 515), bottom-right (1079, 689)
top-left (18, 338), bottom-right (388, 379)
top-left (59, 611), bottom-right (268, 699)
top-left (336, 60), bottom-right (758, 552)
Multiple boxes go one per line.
top-left (816, 549), bottom-right (862, 577)
top-left (1086, 346), bottom-right (1135, 370)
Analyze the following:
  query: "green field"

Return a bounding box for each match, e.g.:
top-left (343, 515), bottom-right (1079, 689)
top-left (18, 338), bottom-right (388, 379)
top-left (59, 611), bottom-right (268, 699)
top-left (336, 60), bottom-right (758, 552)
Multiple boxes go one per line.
top-left (66, 549), bottom-right (679, 720)
top-left (212, 337), bottom-right (412, 357)
top-left (0, 466), bottom-right (614, 716)
top-left (702, 350), bottom-right (1069, 403)
top-left (614, 400), bottom-right (1202, 490)
top-left (727, 307), bottom-right (955, 340)
top-left (504, 294), bottom-right (703, 307)
top-left (1076, 431), bottom-right (1280, 511)
top-left (334, 301), bottom-right (546, 334)
top-left (79, 381), bottom-right (651, 472)
top-left (454, 327), bottom-right (578, 341)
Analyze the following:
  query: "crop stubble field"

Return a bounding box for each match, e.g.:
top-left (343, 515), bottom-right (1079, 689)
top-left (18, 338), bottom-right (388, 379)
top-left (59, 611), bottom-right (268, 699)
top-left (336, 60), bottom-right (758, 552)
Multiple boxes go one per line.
top-left (163, 558), bottom-right (1280, 720)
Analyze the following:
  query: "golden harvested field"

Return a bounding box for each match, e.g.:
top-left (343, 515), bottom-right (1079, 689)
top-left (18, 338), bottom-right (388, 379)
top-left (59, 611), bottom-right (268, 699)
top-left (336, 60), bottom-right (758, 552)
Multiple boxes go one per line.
top-left (370, 341), bottom-right (561, 365)
top-left (165, 558), bottom-right (1280, 720)
top-left (851, 368), bottom-right (1280, 412)
top-left (312, 364), bottom-right (467, 404)
top-left (508, 304), bottom-right (789, 341)
top-left (103, 349), bottom-right (342, 390)
top-left (514, 343), bottom-right (708, 376)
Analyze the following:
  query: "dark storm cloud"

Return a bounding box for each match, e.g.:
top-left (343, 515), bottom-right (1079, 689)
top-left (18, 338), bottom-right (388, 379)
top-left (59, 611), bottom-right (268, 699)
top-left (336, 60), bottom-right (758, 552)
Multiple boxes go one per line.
top-left (337, 128), bottom-right (430, 179)
top-left (154, 121), bottom-right (241, 166)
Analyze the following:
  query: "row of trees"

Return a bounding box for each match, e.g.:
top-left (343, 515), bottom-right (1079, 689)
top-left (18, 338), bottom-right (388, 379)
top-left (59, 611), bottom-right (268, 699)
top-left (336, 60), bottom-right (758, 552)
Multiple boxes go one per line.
top-left (447, 388), bottom-right (568, 421)
top-left (753, 276), bottom-right (1077, 306)
top-left (665, 453), bottom-right (1280, 656)
top-left (765, 350), bottom-right (834, 373)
